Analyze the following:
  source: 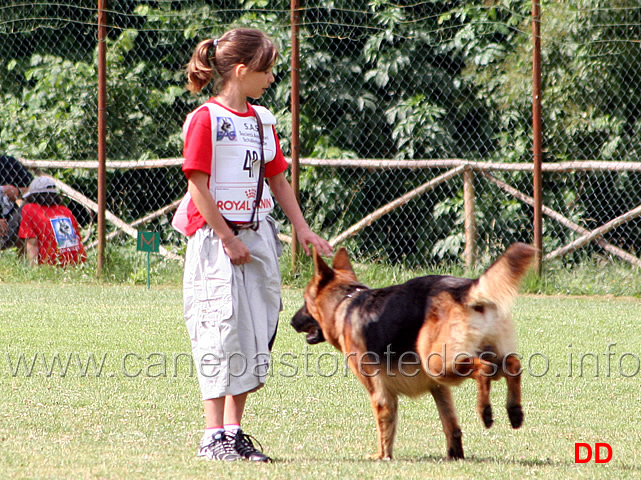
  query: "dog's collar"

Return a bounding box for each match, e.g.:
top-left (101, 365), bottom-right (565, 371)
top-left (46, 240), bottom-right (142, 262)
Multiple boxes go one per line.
top-left (345, 287), bottom-right (366, 299)
top-left (339, 285), bottom-right (367, 303)
top-left (337, 286), bottom-right (368, 325)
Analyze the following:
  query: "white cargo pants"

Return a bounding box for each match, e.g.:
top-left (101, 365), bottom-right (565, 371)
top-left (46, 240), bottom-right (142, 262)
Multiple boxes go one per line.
top-left (183, 216), bottom-right (282, 399)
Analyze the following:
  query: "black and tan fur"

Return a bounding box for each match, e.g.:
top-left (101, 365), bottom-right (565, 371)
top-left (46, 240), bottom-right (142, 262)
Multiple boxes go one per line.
top-left (291, 243), bottom-right (536, 460)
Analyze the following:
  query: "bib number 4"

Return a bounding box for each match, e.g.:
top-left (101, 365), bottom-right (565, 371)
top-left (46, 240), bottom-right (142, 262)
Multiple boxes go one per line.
top-left (243, 150), bottom-right (259, 178)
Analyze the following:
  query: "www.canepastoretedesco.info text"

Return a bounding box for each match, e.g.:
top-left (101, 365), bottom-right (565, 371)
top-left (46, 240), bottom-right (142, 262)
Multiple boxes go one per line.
top-left (3, 344), bottom-right (640, 379)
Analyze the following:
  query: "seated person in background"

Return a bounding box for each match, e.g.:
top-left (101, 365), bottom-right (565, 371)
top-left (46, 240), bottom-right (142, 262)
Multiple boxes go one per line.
top-left (0, 155), bottom-right (33, 197)
top-left (0, 155), bottom-right (34, 249)
top-left (18, 176), bottom-right (86, 267)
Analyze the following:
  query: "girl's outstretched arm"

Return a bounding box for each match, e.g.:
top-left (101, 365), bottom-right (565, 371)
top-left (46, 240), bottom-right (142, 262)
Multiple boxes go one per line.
top-left (268, 172), bottom-right (332, 256)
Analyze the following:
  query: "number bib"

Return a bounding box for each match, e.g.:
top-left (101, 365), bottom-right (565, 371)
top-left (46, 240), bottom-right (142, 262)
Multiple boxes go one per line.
top-left (184, 103), bottom-right (278, 222)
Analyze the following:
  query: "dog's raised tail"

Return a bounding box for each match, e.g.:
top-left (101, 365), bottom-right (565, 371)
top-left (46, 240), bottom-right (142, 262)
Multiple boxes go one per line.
top-left (467, 243), bottom-right (536, 310)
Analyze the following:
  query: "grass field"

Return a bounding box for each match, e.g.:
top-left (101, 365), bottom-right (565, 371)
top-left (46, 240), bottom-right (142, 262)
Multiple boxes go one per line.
top-left (1, 280), bottom-right (641, 479)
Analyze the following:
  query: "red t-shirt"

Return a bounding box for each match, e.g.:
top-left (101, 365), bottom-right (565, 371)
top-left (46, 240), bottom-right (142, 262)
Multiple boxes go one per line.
top-left (181, 100), bottom-right (288, 235)
top-left (19, 203), bottom-right (87, 266)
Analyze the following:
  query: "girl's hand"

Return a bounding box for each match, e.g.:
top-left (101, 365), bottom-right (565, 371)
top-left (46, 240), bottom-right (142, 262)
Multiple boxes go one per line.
top-left (296, 226), bottom-right (333, 257)
top-left (222, 235), bottom-right (251, 265)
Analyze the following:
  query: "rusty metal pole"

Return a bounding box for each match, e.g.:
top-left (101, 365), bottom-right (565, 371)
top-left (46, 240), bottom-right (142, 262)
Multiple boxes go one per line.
top-left (532, 0), bottom-right (543, 275)
top-left (463, 166), bottom-right (477, 271)
top-left (290, 0), bottom-right (301, 271)
top-left (96, 0), bottom-right (108, 276)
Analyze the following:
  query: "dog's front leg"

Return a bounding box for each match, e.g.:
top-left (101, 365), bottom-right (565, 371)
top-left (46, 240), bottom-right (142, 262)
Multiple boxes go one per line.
top-left (430, 384), bottom-right (464, 460)
top-left (504, 354), bottom-right (524, 428)
top-left (367, 387), bottom-right (398, 460)
top-left (471, 359), bottom-right (497, 428)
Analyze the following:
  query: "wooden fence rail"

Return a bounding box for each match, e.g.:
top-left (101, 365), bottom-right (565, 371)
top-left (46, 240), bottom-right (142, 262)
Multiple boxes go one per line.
top-left (21, 158), bottom-right (641, 269)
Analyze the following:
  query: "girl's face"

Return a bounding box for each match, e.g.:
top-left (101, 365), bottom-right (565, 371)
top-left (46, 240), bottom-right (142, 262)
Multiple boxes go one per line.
top-left (241, 65), bottom-right (275, 99)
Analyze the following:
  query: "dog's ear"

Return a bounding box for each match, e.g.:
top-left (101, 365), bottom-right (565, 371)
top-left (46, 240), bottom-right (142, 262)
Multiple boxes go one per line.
top-left (313, 246), bottom-right (334, 280)
top-left (332, 247), bottom-right (356, 277)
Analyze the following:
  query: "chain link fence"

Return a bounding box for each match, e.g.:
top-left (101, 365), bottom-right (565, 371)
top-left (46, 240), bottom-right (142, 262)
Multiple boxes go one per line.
top-left (1, 1), bottom-right (641, 276)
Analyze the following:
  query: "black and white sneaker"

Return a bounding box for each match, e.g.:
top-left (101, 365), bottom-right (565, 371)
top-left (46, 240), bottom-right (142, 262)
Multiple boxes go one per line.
top-left (230, 429), bottom-right (272, 463)
top-left (198, 431), bottom-right (243, 461)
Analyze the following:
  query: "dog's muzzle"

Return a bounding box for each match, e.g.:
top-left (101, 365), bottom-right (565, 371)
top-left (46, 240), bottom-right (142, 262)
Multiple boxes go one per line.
top-left (290, 305), bottom-right (326, 344)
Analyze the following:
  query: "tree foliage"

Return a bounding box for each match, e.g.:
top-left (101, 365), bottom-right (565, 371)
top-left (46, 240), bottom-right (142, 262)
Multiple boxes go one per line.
top-left (1, 0), bottom-right (640, 263)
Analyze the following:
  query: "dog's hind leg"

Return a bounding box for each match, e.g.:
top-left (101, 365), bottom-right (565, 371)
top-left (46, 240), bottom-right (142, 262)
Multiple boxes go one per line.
top-left (430, 384), bottom-right (464, 460)
top-left (367, 386), bottom-right (398, 460)
top-left (504, 354), bottom-right (524, 428)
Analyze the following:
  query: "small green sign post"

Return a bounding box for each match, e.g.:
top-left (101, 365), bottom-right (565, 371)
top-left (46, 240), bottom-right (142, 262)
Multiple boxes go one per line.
top-left (137, 231), bottom-right (160, 289)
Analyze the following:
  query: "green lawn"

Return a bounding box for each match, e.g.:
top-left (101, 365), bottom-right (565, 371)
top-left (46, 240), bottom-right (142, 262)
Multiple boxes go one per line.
top-left (1, 282), bottom-right (640, 479)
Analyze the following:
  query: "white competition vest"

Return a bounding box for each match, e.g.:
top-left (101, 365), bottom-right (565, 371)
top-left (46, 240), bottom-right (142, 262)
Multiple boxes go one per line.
top-left (182, 103), bottom-right (278, 223)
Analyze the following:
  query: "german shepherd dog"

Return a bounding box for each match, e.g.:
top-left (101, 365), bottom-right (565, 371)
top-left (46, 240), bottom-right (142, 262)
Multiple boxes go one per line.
top-left (290, 243), bottom-right (535, 460)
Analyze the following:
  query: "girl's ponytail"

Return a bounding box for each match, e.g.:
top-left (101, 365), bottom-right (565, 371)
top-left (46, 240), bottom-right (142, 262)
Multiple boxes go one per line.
top-left (186, 38), bottom-right (216, 93)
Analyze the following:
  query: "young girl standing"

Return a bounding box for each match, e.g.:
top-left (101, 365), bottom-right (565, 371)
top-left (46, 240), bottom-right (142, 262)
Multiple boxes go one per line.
top-left (179, 28), bottom-right (332, 462)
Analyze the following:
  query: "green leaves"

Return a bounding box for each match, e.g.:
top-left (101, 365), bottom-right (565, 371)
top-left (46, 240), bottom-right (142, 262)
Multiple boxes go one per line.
top-left (386, 95), bottom-right (452, 159)
top-left (2, 1), bottom-right (641, 266)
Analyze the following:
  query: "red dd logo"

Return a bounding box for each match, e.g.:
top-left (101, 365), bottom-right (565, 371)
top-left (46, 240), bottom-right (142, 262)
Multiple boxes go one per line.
top-left (575, 443), bottom-right (613, 464)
